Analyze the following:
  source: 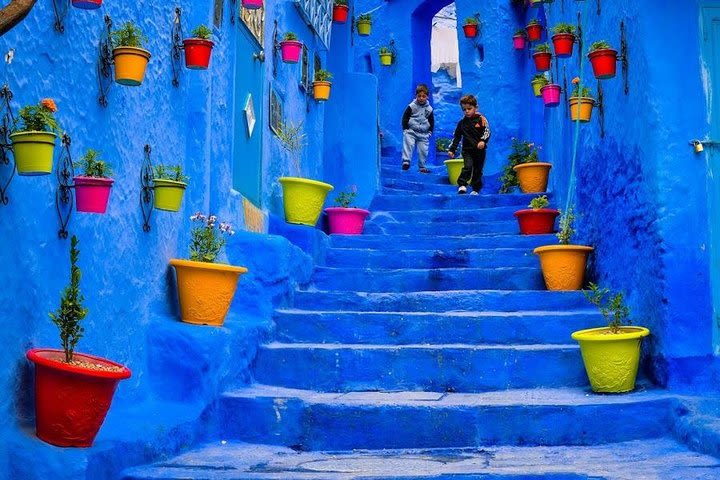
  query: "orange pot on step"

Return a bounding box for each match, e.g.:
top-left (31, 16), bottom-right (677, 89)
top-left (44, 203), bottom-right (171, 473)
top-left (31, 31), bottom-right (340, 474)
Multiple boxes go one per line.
top-left (533, 244), bottom-right (593, 290)
top-left (513, 162), bottom-right (552, 193)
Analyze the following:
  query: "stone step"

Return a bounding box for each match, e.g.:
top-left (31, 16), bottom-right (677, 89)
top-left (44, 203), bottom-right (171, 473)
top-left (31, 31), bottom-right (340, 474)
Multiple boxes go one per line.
top-left (122, 437), bottom-right (720, 479)
top-left (369, 206), bottom-right (528, 223)
top-left (381, 178), bottom-right (462, 194)
top-left (273, 309), bottom-right (602, 345)
top-left (325, 247), bottom-right (538, 269)
top-left (370, 193), bottom-right (542, 210)
top-left (329, 233), bottom-right (557, 250)
top-left (308, 267), bottom-right (544, 292)
top-left (363, 220), bottom-right (521, 236)
top-left (253, 342), bottom-right (586, 392)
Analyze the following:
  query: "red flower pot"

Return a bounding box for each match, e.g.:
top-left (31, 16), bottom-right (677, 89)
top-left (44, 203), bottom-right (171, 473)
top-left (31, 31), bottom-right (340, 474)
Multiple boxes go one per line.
top-left (552, 33), bottom-right (575, 58)
top-left (463, 24), bottom-right (478, 38)
top-left (333, 4), bottom-right (349, 23)
top-left (526, 24), bottom-right (542, 42)
top-left (183, 38), bottom-right (215, 70)
top-left (588, 48), bottom-right (618, 79)
top-left (26, 349), bottom-right (131, 447)
top-left (514, 208), bottom-right (560, 234)
top-left (513, 35), bottom-right (526, 50)
top-left (73, 176), bottom-right (114, 214)
top-left (540, 84), bottom-right (561, 107)
top-left (242, 0), bottom-right (263, 9)
top-left (325, 207), bottom-right (370, 235)
top-left (280, 40), bottom-right (303, 63)
top-left (71, 0), bottom-right (101, 9)
top-left (533, 51), bottom-right (552, 71)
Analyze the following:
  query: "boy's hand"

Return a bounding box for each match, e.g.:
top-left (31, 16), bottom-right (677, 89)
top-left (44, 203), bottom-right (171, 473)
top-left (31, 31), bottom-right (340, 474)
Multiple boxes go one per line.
top-left (447, 150), bottom-right (454, 158)
top-left (477, 141), bottom-right (486, 150)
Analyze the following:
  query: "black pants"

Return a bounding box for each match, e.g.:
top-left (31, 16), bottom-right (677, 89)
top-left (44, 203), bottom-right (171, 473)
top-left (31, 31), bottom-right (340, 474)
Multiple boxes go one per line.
top-left (457, 149), bottom-right (486, 192)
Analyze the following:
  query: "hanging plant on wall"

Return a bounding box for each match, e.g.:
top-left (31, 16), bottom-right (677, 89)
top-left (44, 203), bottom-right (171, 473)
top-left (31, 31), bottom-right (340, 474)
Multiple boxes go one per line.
top-left (540, 81), bottom-right (561, 107)
top-left (569, 77), bottom-right (595, 122)
top-left (588, 40), bottom-right (618, 79)
top-left (333, 0), bottom-right (349, 23)
top-left (379, 46), bottom-right (393, 66)
top-left (152, 164), bottom-right (188, 212)
top-left (10, 98), bottom-right (60, 176)
top-left (525, 19), bottom-right (542, 42)
top-left (513, 29), bottom-right (527, 50)
top-left (530, 74), bottom-right (549, 97)
top-left (73, 149), bottom-right (114, 214)
top-left (551, 23), bottom-right (576, 58)
top-left (111, 21), bottom-right (151, 86)
top-left (462, 17), bottom-right (479, 38)
top-left (313, 68), bottom-right (333, 101)
top-left (356, 13), bottom-right (372, 36)
top-left (280, 32), bottom-right (303, 63)
top-left (532, 42), bottom-right (552, 71)
top-left (183, 24), bottom-right (215, 70)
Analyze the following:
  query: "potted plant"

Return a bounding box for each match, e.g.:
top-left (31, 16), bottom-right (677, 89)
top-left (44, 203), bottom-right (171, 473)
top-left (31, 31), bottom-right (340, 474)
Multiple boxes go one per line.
top-left (153, 164), bottom-right (188, 212)
top-left (277, 120), bottom-right (334, 226)
top-left (379, 46), bottom-right (393, 66)
top-left (512, 29), bottom-right (527, 50)
top-left (551, 23), bottom-right (576, 58)
top-left (572, 284), bottom-right (650, 393)
top-left (462, 17), bottom-right (479, 38)
top-left (26, 235), bottom-right (131, 447)
top-left (73, 149), bottom-right (114, 214)
top-left (279, 32), bottom-right (302, 63)
top-left (183, 25), bottom-right (215, 70)
top-left (509, 139), bottom-right (552, 193)
top-left (540, 81), bottom-right (561, 107)
top-left (569, 77), bottom-right (595, 122)
top-left (313, 69), bottom-right (333, 101)
top-left (513, 194), bottom-right (559, 235)
top-left (588, 40), bottom-right (618, 79)
top-left (532, 43), bottom-right (552, 71)
top-left (10, 98), bottom-right (59, 176)
top-left (242, 0), bottom-right (263, 10)
top-left (324, 185), bottom-right (370, 235)
top-left (533, 206), bottom-right (594, 290)
top-left (357, 13), bottom-right (372, 36)
top-left (525, 19), bottom-right (542, 42)
top-left (169, 213), bottom-right (248, 326)
top-left (435, 137), bottom-right (451, 152)
top-left (72, 0), bottom-right (101, 9)
top-left (500, 138), bottom-right (536, 193)
top-left (111, 21), bottom-right (151, 86)
top-left (530, 74), bottom-right (549, 97)
top-left (333, 0), bottom-right (349, 23)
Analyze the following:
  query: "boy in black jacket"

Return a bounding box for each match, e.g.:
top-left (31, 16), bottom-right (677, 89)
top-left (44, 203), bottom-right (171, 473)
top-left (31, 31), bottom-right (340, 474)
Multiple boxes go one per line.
top-left (447, 94), bottom-right (491, 194)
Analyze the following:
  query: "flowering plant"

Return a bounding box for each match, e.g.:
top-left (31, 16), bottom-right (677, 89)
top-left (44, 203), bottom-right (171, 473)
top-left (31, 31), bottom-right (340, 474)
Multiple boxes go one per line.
top-left (570, 77), bottom-right (593, 99)
top-left (15, 98), bottom-right (60, 133)
top-left (189, 213), bottom-right (235, 263)
top-left (499, 138), bottom-right (540, 193)
top-left (335, 185), bottom-right (357, 208)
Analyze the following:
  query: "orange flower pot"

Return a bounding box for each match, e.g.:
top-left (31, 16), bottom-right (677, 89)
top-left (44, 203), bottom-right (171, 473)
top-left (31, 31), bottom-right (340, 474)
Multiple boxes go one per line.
top-left (533, 244), bottom-right (593, 290)
top-left (112, 47), bottom-right (151, 86)
top-left (313, 81), bottom-right (332, 101)
top-left (512, 162), bottom-right (552, 193)
top-left (569, 97), bottom-right (595, 122)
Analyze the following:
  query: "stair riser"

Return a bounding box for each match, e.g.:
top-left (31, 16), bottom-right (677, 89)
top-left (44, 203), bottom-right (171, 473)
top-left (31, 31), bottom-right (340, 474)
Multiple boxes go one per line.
top-left (309, 268), bottom-right (544, 292)
top-left (254, 346), bottom-right (586, 392)
top-left (325, 249), bottom-right (538, 269)
top-left (370, 194), bottom-right (542, 210)
top-left (381, 180), bottom-right (469, 194)
top-left (213, 396), bottom-right (674, 450)
top-left (369, 207), bottom-right (524, 223)
top-left (364, 222), bottom-right (520, 236)
top-left (330, 234), bottom-right (557, 250)
top-left (274, 312), bottom-right (602, 345)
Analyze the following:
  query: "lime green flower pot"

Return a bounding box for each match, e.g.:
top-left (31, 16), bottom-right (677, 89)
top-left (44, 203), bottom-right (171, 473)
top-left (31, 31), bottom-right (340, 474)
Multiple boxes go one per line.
top-left (153, 178), bottom-right (187, 212)
top-left (279, 177), bottom-right (334, 226)
top-left (443, 159), bottom-right (464, 186)
top-left (10, 131), bottom-right (57, 176)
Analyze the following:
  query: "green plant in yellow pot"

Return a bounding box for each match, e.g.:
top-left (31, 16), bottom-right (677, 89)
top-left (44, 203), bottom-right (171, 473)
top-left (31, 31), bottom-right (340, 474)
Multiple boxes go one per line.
top-left (153, 164), bottom-right (188, 212)
top-left (11, 98), bottom-right (60, 175)
top-left (572, 283), bottom-right (650, 393)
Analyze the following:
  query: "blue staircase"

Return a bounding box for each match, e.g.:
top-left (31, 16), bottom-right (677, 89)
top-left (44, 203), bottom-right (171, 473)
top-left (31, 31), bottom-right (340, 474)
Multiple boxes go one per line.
top-left (123, 163), bottom-right (720, 479)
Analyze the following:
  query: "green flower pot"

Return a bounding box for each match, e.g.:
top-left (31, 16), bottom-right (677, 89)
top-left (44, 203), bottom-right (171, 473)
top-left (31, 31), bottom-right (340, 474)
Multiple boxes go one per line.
top-left (443, 159), bottom-right (464, 186)
top-left (10, 131), bottom-right (57, 176)
top-left (153, 178), bottom-right (187, 212)
top-left (279, 176), bottom-right (334, 226)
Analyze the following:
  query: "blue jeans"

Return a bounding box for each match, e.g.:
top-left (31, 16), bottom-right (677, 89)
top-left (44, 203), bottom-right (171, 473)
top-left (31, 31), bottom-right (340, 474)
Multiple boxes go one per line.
top-left (401, 129), bottom-right (430, 169)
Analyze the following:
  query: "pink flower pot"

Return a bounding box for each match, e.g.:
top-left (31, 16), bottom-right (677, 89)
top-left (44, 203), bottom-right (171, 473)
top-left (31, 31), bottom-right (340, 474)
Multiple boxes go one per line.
top-left (280, 40), bottom-right (303, 63)
top-left (540, 84), bottom-right (561, 107)
top-left (71, 0), bottom-right (101, 9)
top-left (242, 0), bottom-right (263, 9)
top-left (325, 207), bottom-right (370, 235)
top-left (513, 35), bottom-right (526, 50)
top-left (73, 176), bottom-right (114, 213)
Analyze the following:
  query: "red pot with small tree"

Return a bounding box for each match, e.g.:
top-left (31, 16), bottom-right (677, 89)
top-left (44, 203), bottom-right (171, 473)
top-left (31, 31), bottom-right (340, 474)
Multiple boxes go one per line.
top-left (514, 195), bottom-right (560, 235)
top-left (526, 19), bottom-right (543, 42)
top-left (588, 40), bottom-right (618, 79)
top-left (333, 0), bottom-right (349, 23)
top-left (551, 23), bottom-right (576, 58)
top-left (532, 43), bottom-right (552, 71)
top-left (183, 25), bottom-right (215, 70)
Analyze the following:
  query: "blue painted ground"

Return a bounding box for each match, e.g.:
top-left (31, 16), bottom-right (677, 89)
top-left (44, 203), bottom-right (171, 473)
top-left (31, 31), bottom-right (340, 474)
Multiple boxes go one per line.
top-left (124, 160), bottom-right (720, 479)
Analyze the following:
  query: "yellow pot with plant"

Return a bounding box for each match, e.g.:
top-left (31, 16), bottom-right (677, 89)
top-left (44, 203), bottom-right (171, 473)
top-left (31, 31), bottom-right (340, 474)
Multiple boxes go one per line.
top-left (379, 46), bottom-right (393, 66)
top-left (152, 164), bottom-right (188, 212)
top-left (170, 213), bottom-right (248, 326)
top-left (10, 98), bottom-right (59, 176)
top-left (572, 283), bottom-right (650, 393)
top-left (111, 21), bottom-right (152, 86)
top-left (356, 14), bottom-right (372, 36)
top-left (313, 69), bottom-right (333, 101)
top-left (531, 74), bottom-right (548, 97)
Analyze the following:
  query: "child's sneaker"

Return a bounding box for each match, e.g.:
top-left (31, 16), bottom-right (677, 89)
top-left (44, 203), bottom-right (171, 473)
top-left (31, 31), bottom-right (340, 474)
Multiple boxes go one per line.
top-left (470, 191), bottom-right (479, 195)
top-left (457, 185), bottom-right (467, 194)
top-left (402, 162), bottom-right (410, 171)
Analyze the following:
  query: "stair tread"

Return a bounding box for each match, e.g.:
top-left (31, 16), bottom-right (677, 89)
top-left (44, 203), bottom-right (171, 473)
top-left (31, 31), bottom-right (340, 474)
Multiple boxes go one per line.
top-left (262, 342), bottom-right (579, 350)
top-left (276, 309), bottom-right (598, 316)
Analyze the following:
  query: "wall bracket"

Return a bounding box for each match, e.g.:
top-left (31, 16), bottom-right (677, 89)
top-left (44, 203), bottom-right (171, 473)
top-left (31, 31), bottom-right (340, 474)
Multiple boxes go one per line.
top-left (52, 0), bottom-right (70, 33)
top-left (55, 134), bottom-right (74, 239)
top-left (140, 144), bottom-right (154, 232)
top-left (597, 81), bottom-right (605, 138)
top-left (97, 14), bottom-right (114, 107)
top-left (0, 85), bottom-right (16, 206)
top-left (171, 7), bottom-right (185, 87)
top-left (619, 20), bottom-right (629, 95)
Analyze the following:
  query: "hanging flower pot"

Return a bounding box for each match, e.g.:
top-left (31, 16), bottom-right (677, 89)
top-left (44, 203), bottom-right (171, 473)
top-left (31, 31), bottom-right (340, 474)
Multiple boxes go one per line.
top-left (74, 177), bottom-right (114, 213)
top-left (462, 18), bottom-right (479, 38)
top-left (279, 33), bottom-right (302, 63)
top-left (10, 131), bottom-right (57, 176)
top-left (242, 0), bottom-right (263, 9)
top-left (444, 158), bottom-right (464, 185)
top-left (526, 21), bottom-right (542, 42)
top-left (183, 26), bottom-right (215, 70)
top-left (312, 69), bottom-right (333, 101)
top-left (551, 33), bottom-right (575, 57)
top-left (512, 162), bottom-right (552, 193)
top-left (379, 49), bottom-right (393, 66)
top-left (325, 207), bottom-right (370, 235)
top-left (569, 97), bottom-right (595, 122)
top-left (533, 244), bottom-right (593, 290)
top-left (531, 75), bottom-right (548, 97)
top-left (357, 15), bottom-right (372, 36)
top-left (513, 33), bottom-right (526, 50)
top-left (588, 42), bottom-right (618, 79)
top-left (532, 51), bottom-right (552, 71)
top-left (333, 2), bottom-right (349, 23)
top-left (540, 83), bottom-right (561, 107)
top-left (71, 0), bottom-right (101, 8)
top-left (153, 179), bottom-right (187, 212)
top-left (112, 47), bottom-right (151, 86)
top-left (280, 177), bottom-right (334, 226)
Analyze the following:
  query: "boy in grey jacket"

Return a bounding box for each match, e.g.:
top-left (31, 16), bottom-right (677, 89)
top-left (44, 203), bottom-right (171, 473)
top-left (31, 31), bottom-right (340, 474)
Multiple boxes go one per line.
top-left (401, 84), bottom-right (434, 173)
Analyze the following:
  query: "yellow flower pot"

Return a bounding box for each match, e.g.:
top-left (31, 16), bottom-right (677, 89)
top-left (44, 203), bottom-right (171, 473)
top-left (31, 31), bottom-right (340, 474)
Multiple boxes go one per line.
top-left (279, 176), bottom-right (333, 226)
top-left (531, 80), bottom-right (545, 97)
top-left (169, 259), bottom-right (248, 326)
top-left (153, 179), bottom-right (187, 212)
top-left (379, 53), bottom-right (392, 66)
top-left (357, 20), bottom-right (371, 36)
top-left (443, 159), bottom-right (464, 185)
top-left (112, 46), bottom-right (152, 86)
top-left (569, 97), bottom-right (595, 122)
top-left (513, 162), bottom-right (552, 193)
top-left (571, 326), bottom-right (650, 393)
top-left (10, 131), bottom-right (57, 176)
top-left (313, 81), bottom-right (332, 101)
top-left (533, 244), bottom-right (593, 291)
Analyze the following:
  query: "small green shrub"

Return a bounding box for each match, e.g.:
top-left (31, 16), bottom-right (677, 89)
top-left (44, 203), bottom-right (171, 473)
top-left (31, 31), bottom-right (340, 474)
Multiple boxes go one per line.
top-left (552, 23), bottom-right (576, 35)
top-left (283, 32), bottom-right (298, 41)
top-left (358, 13), bottom-right (372, 23)
top-left (531, 74), bottom-right (549, 86)
top-left (584, 283), bottom-right (631, 334)
top-left (529, 195), bottom-right (549, 209)
top-left (191, 25), bottom-right (213, 40)
top-left (153, 164), bottom-right (189, 183)
top-left (499, 139), bottom-right (540, 193)
top-left (464, 17), bottom-right (479, 25)
top-left (74, 149), bottom-right (113, 178)
top-left (534, 43), bottom-right (551, 54)
top-left (556, 206), bottom-right (575, 244)
top-left (590, 40), bottom-right (612, 52)
top-left (314, 69), bottom-right (333, 82)
top-left (111, 21), bottom-right (147, 49)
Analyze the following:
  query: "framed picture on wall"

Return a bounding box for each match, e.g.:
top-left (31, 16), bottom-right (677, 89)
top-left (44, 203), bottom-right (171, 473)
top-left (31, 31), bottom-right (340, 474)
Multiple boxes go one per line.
top-left (244, 94), bottom-right (256, 137)
top-left (270, 86), bottom-right (283, 135)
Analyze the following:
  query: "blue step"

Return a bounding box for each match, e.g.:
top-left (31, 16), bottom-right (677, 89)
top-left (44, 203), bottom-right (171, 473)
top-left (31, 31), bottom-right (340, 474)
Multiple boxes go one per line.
top-left (122, 437), bottom-right (720, 480)
top-left (308, 267), bottom-right (544, 292)
top-left (381, 178), bottom-right (463, 194)
top-left (293, 290), bottom-right (592, 312)
top-left (370, 193), bottom-right (543, 210)
top-left (363, 220), bottom-right (520, 236)
top-left (369, 206), bottom-right (527, 223)
top-left (274, 309), bottom-right (602, 345)
top-left (253, 342), bottom-right (586, 392)
top-left (329, 233), bottom-right (557, 250)
top-left (325, 248), bottom-right (538, 269)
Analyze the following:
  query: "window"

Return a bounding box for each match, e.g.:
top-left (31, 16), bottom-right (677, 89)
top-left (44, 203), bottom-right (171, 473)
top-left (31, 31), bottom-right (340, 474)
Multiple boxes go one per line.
top-left (213, 0), bottom-right (223, 28)
top-left (294, 0), bottom-right (333, 48)
top-left (300, 45), bottom-right (309, 90)
top-left (270, 87), bottom-right (283, 134)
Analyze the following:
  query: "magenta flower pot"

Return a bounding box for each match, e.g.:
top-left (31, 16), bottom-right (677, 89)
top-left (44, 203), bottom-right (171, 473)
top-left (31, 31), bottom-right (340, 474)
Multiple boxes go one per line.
top-left (280, 40), bottom-right (303, 63)
top-left (326, 207), bottom-right (370, 235)
top-left (242, 0), bottom-right (263, 9)
top-left (540, 84), bottom-right (561, 107)
top-left (71, 0), bottom-right (101, 9)
top-left (73, 176), bottom-right (114, 213)
top-left (513, 35), bottom-right (526, 50)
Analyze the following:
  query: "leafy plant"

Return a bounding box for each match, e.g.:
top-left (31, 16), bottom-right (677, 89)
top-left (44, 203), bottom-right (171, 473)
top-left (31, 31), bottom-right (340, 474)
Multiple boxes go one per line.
top-left (534, 43), bottom-right (551, 53)
top-left (499, 138), bottom-right (540, 193)
top-left (335, 185), bottom-right (357, 208)
top-left (464, 17), bottom-right (479, 25)
top-left (531, 74), bottom-right (549, 86)
top-left (552, 23), bottom-right (576, 35)
top-left (556, 206), bottom-right (575, 244)
top-left (514, 28), bottom-right (527, 37)
top-left (314, 69), bottom-right (333, 82)
top-left (191, 24), bottom-right (213, 40)
top-left (357, 13), bottom-right (372, 22)
top-left (590, 40), bottom-right (612, 52)
top-left (379, 46), bottom-right (391, 54)
top-left (15, 98), bottom-right (60, 133)
top-left (529, 195), bottom-right (549, 209)
top-left (189, 212), bottom-right (235, 263)
top-left (153, 164), bottom-right (189, 183)
top-left (74, 149), bottom-right (113, 178)
top-left (111, 21), bottom-right (147, 49)
top-left (436, 137), bottom-right (452, 151)
top-left (570, 85), bottom-right (593, 99)
top-left (527, 19), bottom-right (541, 26)
top-left (584, 283), bottom-right (631, 334)
top-left (283, 31), bottom-right (298, 41)
top-left (276, 119), bottom-right (307, 176)
top-left (49, 235), bottom-right (88, 363)
top-left (334, 0), bottom-right (348, 5)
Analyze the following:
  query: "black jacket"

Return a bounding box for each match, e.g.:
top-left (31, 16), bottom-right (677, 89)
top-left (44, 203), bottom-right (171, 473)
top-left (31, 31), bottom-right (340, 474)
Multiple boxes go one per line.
top-left (448, 114), bottom-right (490, 154)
